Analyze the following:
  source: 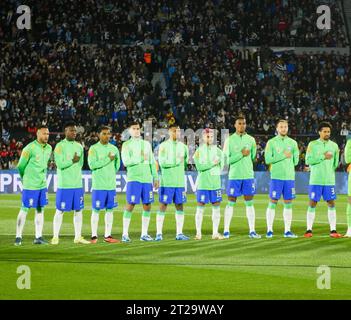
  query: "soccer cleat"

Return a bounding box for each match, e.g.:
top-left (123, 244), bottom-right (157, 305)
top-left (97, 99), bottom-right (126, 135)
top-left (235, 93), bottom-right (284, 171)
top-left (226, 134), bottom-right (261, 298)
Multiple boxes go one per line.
top-left (122, 235), bottom-right (131, 243)
top-left (104, 236), bottom-right (120, 243)
top-left (140, 235), bottom-right (154, 242)
top-left (223, 231), bottom-right (230, 239)
top-left (74, 237), bottom-right (90, 244)
top-left (343, 233), bottom-right (351, 238)
top-left (284, 231), bottom-right (298, 238)
top-left (51, 237), bottom-right (59, 245)
top-left (155, 234), bottom-right (163, 241)
top-left (194, 234), bottom-right (202, 240)
top-left (90, 236), bottom-right (98, 244)
top-left (266, 231), bottom-right (274, 238)
top-left (175, 233), bottom-right (190, 240)
top-left (249, 231), bottom-right (261, 239)
top-left (304, 230), bottom-right (313, 238)
top-left (14, 237), bottom-right (22, 246)
top-left (330, 230), bottom-right (342, 238)
top-left (212, 234), bottom-right (224, 240)
top-left (33, 237), bottom-right (48, 245)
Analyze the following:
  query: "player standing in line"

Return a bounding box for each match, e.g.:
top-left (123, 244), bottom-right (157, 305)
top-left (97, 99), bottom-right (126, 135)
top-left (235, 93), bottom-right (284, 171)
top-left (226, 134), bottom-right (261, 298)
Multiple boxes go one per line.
top-left (15, 125), bottom-right (52, 246)
top-left (194, 128), bottom-right (225, 240)
top-left (343, 138), bottom-right (351, 237)
top-left (121, 121), bottom-right (159, 242)
top-left (51, 122), bottom-right (90, 245)
top-left (88, 126), bottom-right (121, 243)
top-left (156, 124), bottom-right (189, 241)
top-left (223, 116), bottom-right (261, 239)
top-left (264, 120), bottom-right (299, 238)
top-left (304, 122), bottom-right (342, 238)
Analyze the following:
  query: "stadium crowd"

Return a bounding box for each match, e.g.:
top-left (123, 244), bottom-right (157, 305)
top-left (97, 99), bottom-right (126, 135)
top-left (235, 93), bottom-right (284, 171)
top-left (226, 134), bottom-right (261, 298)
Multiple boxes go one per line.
top-left (0, 0), bottom-right (350, 171)
top-left (1, 0), bottom-right (348, 47)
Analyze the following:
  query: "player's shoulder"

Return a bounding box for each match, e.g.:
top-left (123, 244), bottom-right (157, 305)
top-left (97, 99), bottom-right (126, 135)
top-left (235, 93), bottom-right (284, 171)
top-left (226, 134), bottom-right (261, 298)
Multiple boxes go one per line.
top-left (308, 139), bottom-right (319, 146)
top-left (329, 140), bottom-right (339, 149)
top-left (246, 133), bottom-right (256, 142)
top-left (287, 136), bottom-right (298, 145)
top-left (89, 142), bottom-right (99, 150)
top-left (159, 139), bottom-right (168, 148)
top-left (122, 138), bottom-right (132, 147)
top-left (109, 143), bottom-right (118, 151)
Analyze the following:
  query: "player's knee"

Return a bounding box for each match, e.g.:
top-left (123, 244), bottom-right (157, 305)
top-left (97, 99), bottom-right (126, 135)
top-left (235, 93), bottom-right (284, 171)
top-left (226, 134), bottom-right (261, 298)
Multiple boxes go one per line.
top-left (20, 206), bottom-right (29, 213)
top-left (284, 202), bottom-right (292, 209)
top-left (327, 201), bottom-right (335, 208)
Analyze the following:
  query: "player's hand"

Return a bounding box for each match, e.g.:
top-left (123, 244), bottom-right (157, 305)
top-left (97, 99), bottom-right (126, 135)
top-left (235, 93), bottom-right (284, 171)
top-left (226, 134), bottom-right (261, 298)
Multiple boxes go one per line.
top-left (108, 152), bottom-right (115, 161)
top-left (324, 152), bottom-right (333, 160)
top-left (72, 152), bottom-right (80, 163)
top-left (284, 151), bottom-right (292, 158)
top-left (154, 180), bottom-right (160, 189)
top-left (241, 149), bottom-right (250, 156)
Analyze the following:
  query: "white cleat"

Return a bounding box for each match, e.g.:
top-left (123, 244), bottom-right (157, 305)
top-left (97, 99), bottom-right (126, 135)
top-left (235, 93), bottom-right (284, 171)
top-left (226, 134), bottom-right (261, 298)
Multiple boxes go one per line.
top-left (212, 234), bottom-right (225, 240)
top-left (194, 235), bottom-right (202, 240)
top-left (51, 237), bottom-right (59, 245)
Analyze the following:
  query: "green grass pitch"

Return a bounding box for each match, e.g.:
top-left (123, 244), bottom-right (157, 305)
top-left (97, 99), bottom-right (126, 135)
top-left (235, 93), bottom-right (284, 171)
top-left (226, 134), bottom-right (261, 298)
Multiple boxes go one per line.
top-left (0, 193), bottom-right (351, 300)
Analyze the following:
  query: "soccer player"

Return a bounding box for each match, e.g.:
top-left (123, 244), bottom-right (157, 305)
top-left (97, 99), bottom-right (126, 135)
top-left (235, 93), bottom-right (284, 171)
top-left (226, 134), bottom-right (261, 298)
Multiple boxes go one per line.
top-left (344, 138), bottom-right (351, 237)
top-left (223, 116), bottom-right (261, 239)
top-left (304, 122), bottom-right (342, 238)
top-left (88, 126), bottom-right (121, 243)
top-left (194, 128), bottom-right (225, 240)
top-left (51, 122), bottom-right (89, 245)
top-left (121, 121), bottom-right (159, 242)
top-left (264, 120), bottom-right (299, 238)
top-left (156, 124), bottom-right (189, 241)
top-left (15, 125), bottom-right (52, 245)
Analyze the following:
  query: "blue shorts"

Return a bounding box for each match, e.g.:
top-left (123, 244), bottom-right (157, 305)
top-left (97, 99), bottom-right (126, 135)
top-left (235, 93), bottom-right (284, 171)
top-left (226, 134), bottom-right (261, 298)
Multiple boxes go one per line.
top-left (309, 185), bottom-right (337, 202)
top-left (56, 188), bottom-right (84, 212)
top-left (159, 187), bottom-right (186, 204)
top-left (197, 189), bottom-right (222, 204)
top-left (92, 190), bottom-right (117, 210)
top-left (22, 188), bottom-right (48, 209)
top-left (269, 179), bottom-right (296, 201)
top-left (226, 179), bottom-right (256, 197)
top-left (126, 181), bottom-right (154, 205)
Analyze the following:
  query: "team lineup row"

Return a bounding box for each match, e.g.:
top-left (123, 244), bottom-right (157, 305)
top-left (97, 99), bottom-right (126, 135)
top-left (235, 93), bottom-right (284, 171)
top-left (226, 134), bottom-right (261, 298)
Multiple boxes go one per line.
top-left (13, 117), bottom-right (351, 246)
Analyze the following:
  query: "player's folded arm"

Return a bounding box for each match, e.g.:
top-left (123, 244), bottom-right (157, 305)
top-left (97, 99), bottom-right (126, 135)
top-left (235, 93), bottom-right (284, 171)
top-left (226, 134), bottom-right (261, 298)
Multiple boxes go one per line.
top-left (54, 152), bottom-right (74, 170)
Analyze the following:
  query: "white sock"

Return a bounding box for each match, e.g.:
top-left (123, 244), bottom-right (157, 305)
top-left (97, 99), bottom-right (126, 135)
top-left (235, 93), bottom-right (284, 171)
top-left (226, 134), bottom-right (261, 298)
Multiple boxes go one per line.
top-left (74, 210), bottom-right (83, 240)
top-left (175, 211), bottom-right (184, 235)
top-left (16, 209), bottom-right (28, 238)
top-left (34, 209), bottom-right (44, 239)
top-left (245, 202), bottom-right (255, 233)
top-left (156, 211), bottom-right (165, 235)
top-left (91, 210), bottom-right (99, 238)
top-left (123, 210), bottom-right (132, 237)
top-left (104, 210), bottom-right (113, 238)
top-left (224, 203), bottom-right (235, 233)
top-left (283, 206), bottom-right (292, 233)
top-left (307, 207), bottom-right (315, 230)
top-left (212, 206), bottom-right (221, 236)
top-left (266, 203), bottom-right (276, 232)
top-left (53, 209), bottom-right (64, 238)
top-left (328, 207), bottom-right (336, 231)
top-left (195, 206), bottom-right (204, 236)
top-left (141, 211), bottom-right (151, 237)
